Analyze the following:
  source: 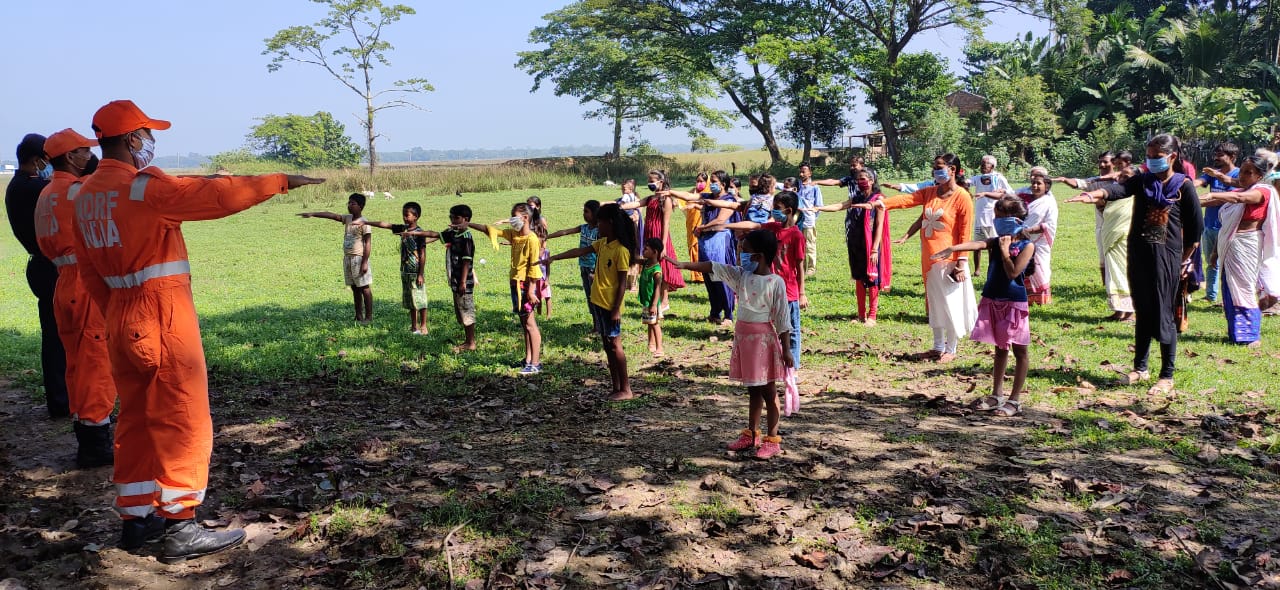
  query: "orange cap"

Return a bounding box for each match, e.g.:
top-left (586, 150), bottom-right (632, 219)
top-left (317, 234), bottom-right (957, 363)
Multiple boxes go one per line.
top-left (43, 128), bottom-right (99, 159)
top-left (91, 100), bottom-right (172, 138)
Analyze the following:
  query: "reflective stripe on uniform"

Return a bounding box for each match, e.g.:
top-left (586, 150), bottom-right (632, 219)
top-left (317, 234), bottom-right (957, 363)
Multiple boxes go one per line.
top-left (115, 504), bottom-right (156, 518)
top-left (160, 503), bottom-right (187, 514)
top-left (75, 415), bottom-right (111, 427)
top-left (129, 175), bottom-right (150, 201)
top-left (115, 481), bottom-right (159, 496)
top-left (159, 488), bottom-right (206, 504)
top-left (51, 254), bottom-right (77, 267)
top-left (102, 260), bottom-right (191, 289)
top-left (68, 182), bottom-right (82, 201)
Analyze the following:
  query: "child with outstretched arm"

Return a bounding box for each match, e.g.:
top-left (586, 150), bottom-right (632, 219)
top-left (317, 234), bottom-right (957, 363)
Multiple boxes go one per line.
top-left (457, 203), bottom-right (543, 374)
top-left (297, 192), bottom-right (374, 324)
top-left (354, 201), bottom-right (438, 335)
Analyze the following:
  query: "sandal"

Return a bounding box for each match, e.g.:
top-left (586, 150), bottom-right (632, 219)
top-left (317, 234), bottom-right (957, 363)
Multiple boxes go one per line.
top-left (993, 399), bottom-right (1023, 417)
top-left (972, 395), bottom-right (1007, 411)
top-left (1147, 378), bottom-right (1174, 395)
top-left (1122, 370), bottom-right (1150, 385)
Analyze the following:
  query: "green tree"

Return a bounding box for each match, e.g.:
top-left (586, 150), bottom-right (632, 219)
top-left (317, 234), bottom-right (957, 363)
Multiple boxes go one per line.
top-left (516, 3), bottom-right (727, 159)
top-left (980, 73), bottom-right (1063, 163)
top-left (898, 100), bottom-right (966, 171)
top-left (586, 0), bottom-right (794, 165)
top-left (828, 0), bottom-right (1033, 164)
top-left (248, 112), bottom-right (364, 169)
top-left (263, 0), bottom-right (432, 176)
top-left (1136, 86), bottom-right (1272, 145)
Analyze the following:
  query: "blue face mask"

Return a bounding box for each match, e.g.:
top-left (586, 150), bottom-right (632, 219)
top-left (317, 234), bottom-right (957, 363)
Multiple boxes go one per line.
top-left (932, 168), bottom-right (950, 183)
top-left (1146, 156), bottom-right (1170, 174)
top-left (740, 252), bottom-right (759, 273)
top-left (38, 162), bottom-right (53, 181)
top-left (709, 183), bottom-right (722, 194)
top-left (770, 209), bottom-right (788, 222)
top-left (993, 217), bottom-right (1024, 237)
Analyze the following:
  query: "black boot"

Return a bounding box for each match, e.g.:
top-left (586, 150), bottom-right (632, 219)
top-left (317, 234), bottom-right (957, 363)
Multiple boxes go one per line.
top-left (160, 518), bottom-right (245, 564)
top-left (73, 422), bottom-right (114, 468)
top-left (120, 514), bottom-right (166, 550)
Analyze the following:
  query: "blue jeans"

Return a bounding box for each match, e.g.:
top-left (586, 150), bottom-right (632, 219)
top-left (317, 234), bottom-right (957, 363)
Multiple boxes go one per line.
top-left (788, 300), bottom-right (802, 368)
top-left (1202, 227), bottom-right (1220, 301)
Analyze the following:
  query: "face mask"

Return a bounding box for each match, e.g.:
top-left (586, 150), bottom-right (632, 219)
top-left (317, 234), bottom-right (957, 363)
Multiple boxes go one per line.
top-left (740, 252), bottom-right (759, 273)
top-left (1146, 156), bottom-right (1170, 174)
top-left (131, 132), bottom-right (156, 168)
top-left (37, 162), bottom-right (53, 181)
top-left (993, 217), bottom-right (1023, 237)
top-left (696, 182), bottom-right (706, 192)
top-left (770, 209), bottom-right (788, 222)
top-left (509, 216), bottom-right (525, 231)
top-left (856, 179), bottom-right (872, 192)
top-left (932, 168), bottom-right (951, 183)
top-left (709, 183), bottom-right (721, 194)
top-left (647, 182), bottom-right (659, 192)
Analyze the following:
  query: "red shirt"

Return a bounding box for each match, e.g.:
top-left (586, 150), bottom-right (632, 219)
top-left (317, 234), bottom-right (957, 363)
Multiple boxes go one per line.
top-left (761, 221), bottom-right (805, 301)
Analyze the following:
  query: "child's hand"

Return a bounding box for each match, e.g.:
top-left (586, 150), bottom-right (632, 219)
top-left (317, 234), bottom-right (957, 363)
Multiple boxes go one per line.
top-left (894, 235), bottom-right (910, 245)
top-left (799, 294), bottom-right (809, 310)
top-left (610, 309), bottom-right (621, 323)
top-left (998, 235), bottom-right (1012, 256)
top-left (360, 262), bottom-right (370, 276)
top-left (782, 347), bottom-right (795, 368)
top-left (417, 275), bottom-right (425, 286)
top-left (930, 247), bottom-right (953, 261)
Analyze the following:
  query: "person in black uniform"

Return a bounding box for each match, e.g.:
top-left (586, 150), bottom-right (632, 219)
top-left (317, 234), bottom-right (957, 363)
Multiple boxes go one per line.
top-left (5, 133), bottom-right (69, 418)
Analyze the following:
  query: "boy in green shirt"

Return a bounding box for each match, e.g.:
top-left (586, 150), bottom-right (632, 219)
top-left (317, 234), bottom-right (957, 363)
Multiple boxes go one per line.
top-left (639, 237), bottom-right (665, 357)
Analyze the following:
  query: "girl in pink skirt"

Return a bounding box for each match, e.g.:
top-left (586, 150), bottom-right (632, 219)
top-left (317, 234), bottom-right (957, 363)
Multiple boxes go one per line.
top-left (667, 230), bottom-right (794, 459)
top-left (932, 196), bottom-right (1036, 417)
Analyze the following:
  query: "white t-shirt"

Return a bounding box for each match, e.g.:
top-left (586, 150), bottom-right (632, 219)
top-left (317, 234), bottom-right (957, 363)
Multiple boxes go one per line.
top-left (342, 214), bottom-right (372, 256)
top-left (709, 262), bottom-right (791, 334)
top-left (969, 171), bottom-right (1013, 229)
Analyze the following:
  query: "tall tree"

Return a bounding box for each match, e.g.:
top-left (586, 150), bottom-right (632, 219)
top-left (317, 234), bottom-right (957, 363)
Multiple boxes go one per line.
top-left (516, 3), bottom-right (728, 159)
top-left (248, 112), bottom-right (365, 169)
top-left (263, 0), bottom-right (432, 176)
top-left (590, 0), bottom-right (794, 165)
top-left (828, 0), bottom-right (1033, 164)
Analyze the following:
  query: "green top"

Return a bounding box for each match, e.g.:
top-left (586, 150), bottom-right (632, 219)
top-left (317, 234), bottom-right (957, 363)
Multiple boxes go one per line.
top-left (638, 263), bottom-right (662, 309)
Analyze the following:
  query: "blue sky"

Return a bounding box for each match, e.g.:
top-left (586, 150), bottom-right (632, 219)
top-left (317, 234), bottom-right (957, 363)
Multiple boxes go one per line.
top-left (0, 1), bottom-right (1042, 158)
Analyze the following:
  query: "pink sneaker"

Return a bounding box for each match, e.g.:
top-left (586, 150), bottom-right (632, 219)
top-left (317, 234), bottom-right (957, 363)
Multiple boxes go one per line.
top-left (754, 436), bottom-right (782, 459)
top-left (727, 429), bottom-right (760, 451)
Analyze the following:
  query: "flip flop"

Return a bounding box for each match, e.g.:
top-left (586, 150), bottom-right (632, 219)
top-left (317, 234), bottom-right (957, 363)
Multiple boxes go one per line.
top-left (972, 395), bottom-right (1007, 411)
top-left (1148, 379), bottom-right (1174, 395)
top-left (1122, 370), bottom-right (1150, 385)
top-left (993, 399), bottom-right (1023, 417)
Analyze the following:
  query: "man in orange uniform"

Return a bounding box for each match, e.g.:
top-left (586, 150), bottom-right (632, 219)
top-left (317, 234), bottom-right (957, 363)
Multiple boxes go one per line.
top-left (34, 129), bottom-right (116, 469)
top-left (73, 100), bottom-right (323, 562)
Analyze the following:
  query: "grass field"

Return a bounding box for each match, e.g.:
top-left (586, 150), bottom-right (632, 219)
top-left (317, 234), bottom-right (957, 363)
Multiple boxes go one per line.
top-left (2, 171), bottom-right (1279, 588)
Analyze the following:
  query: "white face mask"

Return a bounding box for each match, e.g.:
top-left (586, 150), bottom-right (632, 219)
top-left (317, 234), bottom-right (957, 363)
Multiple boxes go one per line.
top-left (509, 216), bottom-right (525, 231)
top-left (131, 132), bottom-right (156, 169)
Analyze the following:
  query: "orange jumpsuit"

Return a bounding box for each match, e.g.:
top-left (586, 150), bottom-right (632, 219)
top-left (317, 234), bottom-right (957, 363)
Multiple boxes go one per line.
top-left (33, 171), bottom-right (117, 425)
top-left (73, 159), bottom-right (288, 521)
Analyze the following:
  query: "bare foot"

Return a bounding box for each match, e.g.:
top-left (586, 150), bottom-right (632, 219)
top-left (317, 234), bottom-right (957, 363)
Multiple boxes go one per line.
top-left (608, 390), bottom-right (635, 401)
top-left (864, 318), bottom-right (877, 327)
top-left (1148, 378), bottom-right (1174, 395)
top-left (1122, 370), bottom-right (1150, 385)
top-left (654, 350), bottom-right (664, 358)
top-left (935, 352), bottom-right (957, 363)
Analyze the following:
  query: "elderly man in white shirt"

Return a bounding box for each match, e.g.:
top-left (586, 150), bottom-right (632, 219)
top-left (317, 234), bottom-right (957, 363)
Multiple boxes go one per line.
top-left (969, 155), bottom-right (1016, 272)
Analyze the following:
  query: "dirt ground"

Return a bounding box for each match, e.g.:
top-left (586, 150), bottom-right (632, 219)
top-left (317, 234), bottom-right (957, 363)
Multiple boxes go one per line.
top-left (3, 350), bottom-right (1280, 589)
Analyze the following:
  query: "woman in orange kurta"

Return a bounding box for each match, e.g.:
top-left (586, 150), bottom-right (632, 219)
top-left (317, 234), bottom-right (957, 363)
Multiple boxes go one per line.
top-left (867, 154), bottom-right (977, 362)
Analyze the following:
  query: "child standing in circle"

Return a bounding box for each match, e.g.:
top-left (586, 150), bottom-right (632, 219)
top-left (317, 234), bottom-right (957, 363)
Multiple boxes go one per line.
top-left (547, 200), bottom-right (601, 332)
top-left (667, 230), bottom-right (794, 459)
top-left (353, 202), bottom-right (435, 334)
top-left (931, 196), bottom-right (1035, 417)
top-left (298, 193), bottom-right (374, 323)
top-left (460, 203), bottom-right (544, 374)
top-left (550, 203), bottom-right (636, 399)
top-left (639, 237), bottom-right (666, 357)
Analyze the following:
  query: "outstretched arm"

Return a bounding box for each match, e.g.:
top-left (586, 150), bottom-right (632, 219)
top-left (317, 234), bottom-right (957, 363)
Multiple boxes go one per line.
top-left (297, 211), bottom-right (344, 221)
top-left (1064, 188), bottom-right (1109, 205)
top-left (702, 220), bottom-right (762, 232)
top-left (548, 246), bottom-right (593, 262)
top-left (809, 200), bottom-right (852, 213)
top-left (546, 225), bottom-right (584, 239)
top-left (664, 255), bottom-right (713, 274)
top-left (930, 238), bottom-right (992, 260)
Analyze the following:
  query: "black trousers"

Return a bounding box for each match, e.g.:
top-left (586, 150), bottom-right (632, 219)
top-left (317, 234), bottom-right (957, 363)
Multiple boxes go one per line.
top-left (1133, 327), bottom-right (1177, 380)
top-left (26, 257), bottom-right (68, 418)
